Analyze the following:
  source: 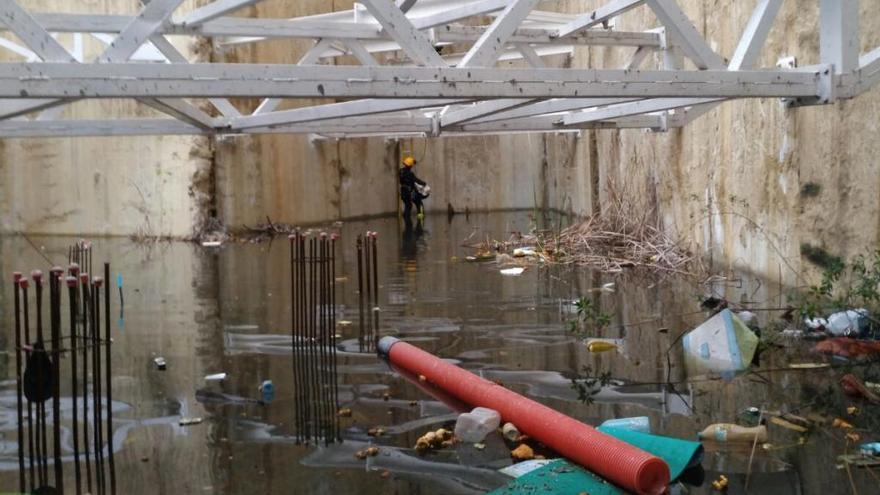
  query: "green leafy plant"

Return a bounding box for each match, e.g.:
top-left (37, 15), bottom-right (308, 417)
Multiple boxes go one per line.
top-left (570, 365), bottom-right (614, 405)
top-left (568, 296), bottom-right (611, 337)
top-left (791, 250), bottom-right (880, 321)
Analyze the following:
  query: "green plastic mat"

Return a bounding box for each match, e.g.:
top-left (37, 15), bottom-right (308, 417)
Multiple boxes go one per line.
top-left (597, 426), bottom-right (703, 481)
top-left (488, 458), bottom-right (624, 495)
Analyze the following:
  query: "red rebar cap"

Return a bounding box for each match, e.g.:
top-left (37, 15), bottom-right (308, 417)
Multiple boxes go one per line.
top-left (93, 276), bottom-right (104, 287)
top-left (80, 273), bottom-right (89, 284)
top-left (68, 263), bottom-right (80, 276)
top-left (19, 278), bottom-right (29, 289)
top-left (13, 272), bottom-right (22, 282)
top-left (320, 232), bottom-right (327, 238)
top-left (31, 270), bottom-right (43, 282)
top-left (330, 233), bottom-right (339, 241)
top-left (66, 276), bottom-right (78, 288)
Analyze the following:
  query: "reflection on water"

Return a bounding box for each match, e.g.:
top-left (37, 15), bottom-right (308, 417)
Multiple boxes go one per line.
top-left (0, 211), bottom-right (874, 494)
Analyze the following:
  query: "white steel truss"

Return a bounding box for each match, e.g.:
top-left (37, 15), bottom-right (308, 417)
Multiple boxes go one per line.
top-left (0, 0), bottom-right (875, 139)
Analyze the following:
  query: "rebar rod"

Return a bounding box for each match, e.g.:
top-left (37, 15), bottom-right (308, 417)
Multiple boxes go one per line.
top-left (309, 237), bottom-right (319, 442)
top-left (104, 262), bottom-right (116, 495)
top-left (80, 274), bottom-right (92, 493)
top-left (21, 278), bottom-right (35, 489)
top-left (33, 270), bottom-right (47, 486)
top-left (67, 273), bottom-right (82, 495)
top-left (49, 267), bottom-right (63, 494)
top-left (330, 234), bottom-right (340, 441)
top-left (289, 235), bottom-right (299, 442)
top-left (92, 277), bottom-right (105, 495)
top-left (13, 273), bottom-right (25, 493)
top-left (356, 236), bottom-right (364, 352)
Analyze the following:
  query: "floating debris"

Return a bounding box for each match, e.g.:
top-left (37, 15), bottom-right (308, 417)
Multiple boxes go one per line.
top-left (337, 408), bottom-right (352, 418)
top-left (511, 444), bottom-right (535, 461)
top-left (204, 373), bottom-right (227, 382)
top-left (502, 422), bottom-right (521, 442)
top-left (464, 181), bottom-right (696, 274)
top-left (414, 428), bottom-right (453, 452)
top-left (682, 309), bottom-right (758, 377)
top-left (355, 446), bottom-right (380, 460)
top-left (500, 267), bottom-right (525, 276)
top-left (586, 340), bottom-right (617, 353)
top-left (832, 418), bottom-right (854, 429)
top-left (179, 417), bottom-right (203, 426)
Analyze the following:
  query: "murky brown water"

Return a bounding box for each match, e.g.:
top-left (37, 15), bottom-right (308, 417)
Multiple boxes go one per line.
top-left (0, 212), bottom-right (877, 494)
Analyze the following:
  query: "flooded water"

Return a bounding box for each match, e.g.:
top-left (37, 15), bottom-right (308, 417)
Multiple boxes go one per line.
top-left (0, 212), bottom-right (876, 494)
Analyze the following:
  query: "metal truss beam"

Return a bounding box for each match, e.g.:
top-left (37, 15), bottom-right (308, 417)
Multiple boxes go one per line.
top-left (557, 0), bottom-right (645, 38)
top-left (360, 0), bottom-right (446, 66)
top-left (646, 0), bottom-right (724, 69)
top-left (435, 25), bottom-right (661, 47)
top-left (460, 0), bottom-right (540, 67)
top-left (0, 64), bottom-right (822, 99)
top-left (466, 98), bottom-right (639, 125)
top-left (181, 0), bottom-right (264, 27)
top-left (0, 119), bottom-right (204, 137)
top-left (230, 98), bottom-right (468, 130)
top-left (0, 0), bottom-right (876, 139)
top-left (820, 0), bottom-right (859, 74)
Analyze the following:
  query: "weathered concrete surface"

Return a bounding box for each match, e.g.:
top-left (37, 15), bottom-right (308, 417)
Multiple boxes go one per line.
top-left (216, 0), bottom-right (880, 283)
top-left (550, 0), bottom-right (880, 284)
top-left (0, 0), bottom-right (877, 284)
top-left (0, 0), bottom-right (214, 238)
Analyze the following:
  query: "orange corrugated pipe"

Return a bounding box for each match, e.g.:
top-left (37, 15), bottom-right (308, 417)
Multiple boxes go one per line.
top-left (379, 337), bottom-right (670, 495)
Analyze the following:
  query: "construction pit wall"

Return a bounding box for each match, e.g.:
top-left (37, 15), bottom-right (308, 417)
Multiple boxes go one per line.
top-left (0, 0), bottom-right (877, 287)
top-left (563, 0), bottom-right (880, 286)
top-left (216, 0), bottom-right (880, 286)
top-left (0, 0), bottom-right (215, 239)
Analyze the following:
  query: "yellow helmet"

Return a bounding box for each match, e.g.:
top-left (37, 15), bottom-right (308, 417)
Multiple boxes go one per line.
top-left (402, 156), bottom-right (416, 167)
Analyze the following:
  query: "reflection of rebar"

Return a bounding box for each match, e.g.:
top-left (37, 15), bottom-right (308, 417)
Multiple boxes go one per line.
top-left (357, 236), bottom-right (365, 352)
top-left (371, 233), bottom-right (379, 349)
top-left (364, 234), bottom-right (372, 350)
top-left (330, 235), bottom-right (340, 441)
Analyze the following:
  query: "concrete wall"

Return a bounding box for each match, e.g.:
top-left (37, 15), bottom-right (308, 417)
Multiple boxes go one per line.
top-left (215, 1), bottom-right (880, 284)
top-left (0, 0), bottom-right (214, 239)
top-left (552, 0), bottom-right (880, 284)
top-left (1, 1), bottom-right (878, 284)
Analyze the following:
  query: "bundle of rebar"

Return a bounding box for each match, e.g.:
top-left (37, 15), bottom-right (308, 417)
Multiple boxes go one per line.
top-left (289, 232), bottom-right (340, 445)
top-left (11, 241), bottom-right (116, 495)
top-left (357, 232), bottom-right (380, 352)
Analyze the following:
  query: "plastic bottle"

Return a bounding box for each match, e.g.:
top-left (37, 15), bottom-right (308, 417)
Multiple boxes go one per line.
top-left (587, 341), bottom-right (617, 353)
top-left (502, 422), bottom-right (520, 441)
top-left (697, 424), bottom-right (767, 443)
top-left (826, 309), bottom-right (870, 337)
top-left (454, 407), bottom-right (501, 443)
top-left (260, 380), bottom-right (275, 404)
top-left (860, 442), bottom-right (880, 456)
top-left (600, 416), bottom-right (651, 434)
